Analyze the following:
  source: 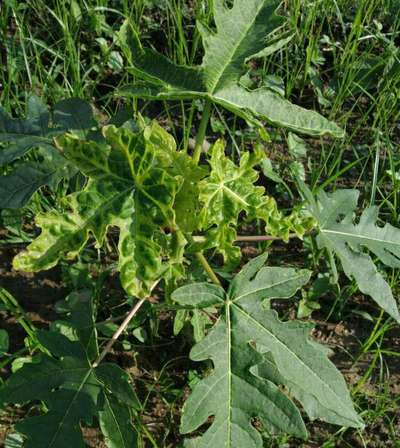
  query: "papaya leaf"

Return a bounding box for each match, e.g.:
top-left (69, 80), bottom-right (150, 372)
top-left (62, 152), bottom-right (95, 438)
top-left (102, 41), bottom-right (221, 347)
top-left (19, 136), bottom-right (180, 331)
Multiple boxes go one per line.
top-left (0, 96), bottom-right (95, 166)
top-left (0, 163), bottom-right (59, 209)
top-left (0, 96), bottom-right (96, 208)
top-left (307, 188), bottom-right (400, 322)
top-left (53, 98), bottom-right (97, 132)
top-left (0, 96), bottom-right (51, 158)
top-left (169, 153), bottom-right (209, 232)
top-left (196, 140), bottom-right (313, 266)
top-left (118, 0), bottom-right (343, 137)
top-left (172, 255), bottom-right (363, 447)
top-left (0, 292), bottom-right (139, 448)
top-left (99, 392), bottom-right (138, 448)
top-left (13, 123), bottom-right (183, 298)
top-left (51, 290), bottom-right (99, 360)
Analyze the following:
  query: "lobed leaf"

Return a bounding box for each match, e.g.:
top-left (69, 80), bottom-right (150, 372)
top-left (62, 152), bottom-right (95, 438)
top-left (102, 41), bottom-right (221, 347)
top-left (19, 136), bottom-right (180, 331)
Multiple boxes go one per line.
top-left (0, 163), bottom-right (59, 209)
top-left (308, 188), bottom-right (400, 322)
top-left (118, 1), bottom-right (344, 137)
top-left (0, 294), bottom-right (140, 447)
top-left (197, 140), bottom-right (313, 266)
top-left (0, 96), bottom-right (95, 208)
top-left (173, 255), bottom-right (363, 447)
top-left (13, 123), bottom-right (184, 298)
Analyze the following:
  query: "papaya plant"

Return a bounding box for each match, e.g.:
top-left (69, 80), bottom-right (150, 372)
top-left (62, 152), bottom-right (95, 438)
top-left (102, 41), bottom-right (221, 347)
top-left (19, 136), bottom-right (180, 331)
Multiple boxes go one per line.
top-left (1, 1), bottom-right (400, 447)
top-left (2, 116), bottom-right (400, 446)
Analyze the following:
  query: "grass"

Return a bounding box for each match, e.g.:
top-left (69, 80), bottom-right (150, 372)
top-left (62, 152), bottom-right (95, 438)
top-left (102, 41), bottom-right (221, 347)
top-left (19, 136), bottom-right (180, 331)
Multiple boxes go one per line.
top-left (1, 0), bottom-right (400, 446)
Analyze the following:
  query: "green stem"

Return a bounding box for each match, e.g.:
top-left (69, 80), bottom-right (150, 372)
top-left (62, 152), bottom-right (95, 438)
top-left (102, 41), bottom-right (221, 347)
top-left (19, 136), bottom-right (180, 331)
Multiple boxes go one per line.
top-left (186, 234), bottom-right (221, 286)
top-left (189, 100), bottom-right (222, 286)
top-left (193, 100), bottom-right (212, 163)
top-left (195, 252), bottom-right (222, 286)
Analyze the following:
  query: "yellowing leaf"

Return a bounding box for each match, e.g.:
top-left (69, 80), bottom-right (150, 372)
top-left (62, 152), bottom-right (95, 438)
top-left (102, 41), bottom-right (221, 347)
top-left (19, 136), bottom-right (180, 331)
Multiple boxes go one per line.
top-left (13, 124), bottom-right (183, 298)
top-left (197, 141), bottom-right (313, 265)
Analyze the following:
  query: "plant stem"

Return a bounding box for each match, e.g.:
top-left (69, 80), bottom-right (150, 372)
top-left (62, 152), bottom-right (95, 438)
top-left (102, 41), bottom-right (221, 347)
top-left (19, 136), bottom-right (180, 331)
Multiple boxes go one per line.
top-left (185, 233), bottom-right (221, 286)
top-left (195, 252), bottom-right (222, 286)
top-left (193, 100), bottom-right (212, 163)
top-left (92, 298), bottom-right (146, 368)
top-left (235, 233), bottom-right (299, 242)
top-left (189, 100), bottom-right (224, 286)
top-left (192, 233), bottom-right (300, 243)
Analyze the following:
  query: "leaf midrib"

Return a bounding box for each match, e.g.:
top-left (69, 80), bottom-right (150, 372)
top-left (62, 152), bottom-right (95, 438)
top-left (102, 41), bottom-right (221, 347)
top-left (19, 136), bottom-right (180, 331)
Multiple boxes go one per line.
top-left (102, 393), bottom-right (128, 447)
top-left (207, 1), bottom-right (266, 94)
top-left (233, 304), bottom-right (355, 420)
top-left (322, 228), bottom-right (400, 248)
top-left (47, 369), bottom-right (93, 448)
top-left (232, 272), bottom-right (308, 303)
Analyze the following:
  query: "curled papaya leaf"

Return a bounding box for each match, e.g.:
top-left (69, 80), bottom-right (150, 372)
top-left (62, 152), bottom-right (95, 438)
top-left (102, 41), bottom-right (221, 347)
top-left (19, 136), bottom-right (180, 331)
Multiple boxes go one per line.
top-left (196, 140), bottom-right (315, 266)
top-left (13, 123), bottom-right (183, 298)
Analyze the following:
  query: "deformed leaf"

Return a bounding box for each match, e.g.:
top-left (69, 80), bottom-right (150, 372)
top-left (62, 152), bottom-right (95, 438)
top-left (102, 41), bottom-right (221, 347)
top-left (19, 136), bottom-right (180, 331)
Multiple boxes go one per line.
top-left (173, 255), bottom-right (363, 447)
top-left (196, 140), bottom-right (313, 265)
top-left (13, 123), bottom-right (184, 298)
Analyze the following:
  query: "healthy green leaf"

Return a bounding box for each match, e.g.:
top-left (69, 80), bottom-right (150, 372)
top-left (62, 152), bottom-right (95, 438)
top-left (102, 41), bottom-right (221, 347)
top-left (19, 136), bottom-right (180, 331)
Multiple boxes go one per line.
top-left (308, 188), bottom-right (400, 322)
top-left (0, 95), bottom-right (51, 152)
top-left (0, 96), bottom-right (95, 165)
top-left (53, 98), bottom-right (96, 132)
top-left (51, 290), bottom-right (99, 361)
top-left (171, 282), bottom-right (225, 308)
top-left (173, 255), bottom-right (362, 446)
top-left (0, 292), bottom-right (139, 448)
top-left (118, 1), bottom-right (343, 137)
top-left (0, 163), bottom-right (58, 209)
top-left (0, 96), bottom-right (95, 208)
top-left (99, 392), bottom-right (138, 448)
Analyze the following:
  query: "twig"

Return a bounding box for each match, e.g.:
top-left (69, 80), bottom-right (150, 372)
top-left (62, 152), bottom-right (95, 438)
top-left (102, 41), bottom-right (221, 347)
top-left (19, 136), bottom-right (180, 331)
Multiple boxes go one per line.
top-left (192, 233), bottom-right (300, 243)
top-left (92, 298), bottom-right (146, 368)
top-left (234, 233), bottom-right (299, 242)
